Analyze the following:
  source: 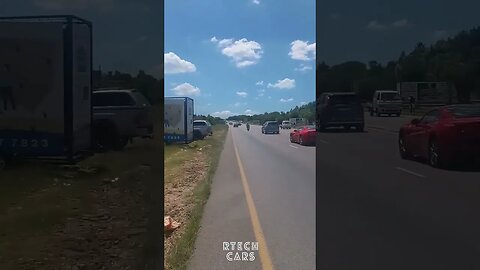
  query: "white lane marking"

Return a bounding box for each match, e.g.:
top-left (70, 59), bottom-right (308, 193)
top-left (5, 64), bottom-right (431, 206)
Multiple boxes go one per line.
top-left (396, 167), bottom-right (426, 178)
top-left (367, 127), bottom-right (397, 135)
top-left (289, 145), bottom-right (299, 149)
top-left (318, 139), bottom-right (329, 144)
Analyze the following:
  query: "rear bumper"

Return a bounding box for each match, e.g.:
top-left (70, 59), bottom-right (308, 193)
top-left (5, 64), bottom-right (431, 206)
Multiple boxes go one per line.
top-left (378, 107), bottom-right (402, 113)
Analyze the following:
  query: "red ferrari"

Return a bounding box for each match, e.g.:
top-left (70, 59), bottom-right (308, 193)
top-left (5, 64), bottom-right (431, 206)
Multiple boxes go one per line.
top-left (290, 125), bottom-right (317, 145)
top-left (399, 104), bottom-right (480, 168)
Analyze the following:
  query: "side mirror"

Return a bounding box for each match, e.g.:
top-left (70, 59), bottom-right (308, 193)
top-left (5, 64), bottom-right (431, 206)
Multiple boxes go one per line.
top-left (411, 118), bottom-right (420, 125)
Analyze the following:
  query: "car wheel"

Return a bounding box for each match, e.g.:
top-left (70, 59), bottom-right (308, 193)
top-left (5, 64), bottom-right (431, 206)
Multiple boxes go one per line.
top-left (0, 155), bottom-right (6, 171)
top-left (113, 137), bottom-right (129, 151)
top-left (429, 139), bottom-right (446, 168)
top-left (357, 124), bottom-right (364, 132)
top-left (299, 136), bottom-right (304, 145)
top-left (399, 135), bottom-right (410, 159)
top-left (376, 111), bottom-right (381, 117)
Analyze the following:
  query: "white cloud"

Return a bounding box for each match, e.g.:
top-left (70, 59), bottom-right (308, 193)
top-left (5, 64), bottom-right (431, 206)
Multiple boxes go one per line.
top-left (212, 111), bottom-right (237, 119)
top-left (268, 96), bottom-right (272, 99)
top-left (392, 19), bottom-right (410, 28)
top-left (295, 64), bottom-right (313, 72)
top-left (212, 37), bottom-right (263, 68)
top-left (280, 98), bottom-right (294, 103)
top-left (300, 101), bottom-right (307, 105)
top-left (210, 36), bottom-right (218, 42)
top-left (245, 109), bottom-right (258, 116)
top-left (267, 78), bottom-right (296, 89)
top-left (289, 40), bottom-right (316, 61)
top-left (367, 20), bottom-right (387, 31)
top-left (256, 81), bottom-right (264, 86)
top-left (234, 102), bottom-right (247, 107)
top-left (434, 30), bottom-right (448, 39)
top-left (236, 91), bottom-right (248, 97)
top-left (171, 83), bottom-right (201, 96)
top-left (329, 13), bottom-right (341, 20)
top-left (252, 0), bottom-right (260, 4)
top-left (164, 52), bottom-right (197, 74)
top-left (258, 93), bottom-right (265, 97)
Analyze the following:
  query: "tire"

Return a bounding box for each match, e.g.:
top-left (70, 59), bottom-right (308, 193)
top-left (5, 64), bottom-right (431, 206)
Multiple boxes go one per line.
top-left (399, 135), bottom-right (410, 159)
top-left (429, 138), bottom-right (446, 168)
top-left (290, 135), bottom-right (294, 143)
top-left (93, 121), bottom-right (119, 151)
top-left (0, 155), bottom-right (6, 171)
top-left (113, 138), bottom-right (129, 151)
top-left (299, 136), bottom-right (304, 145)
top-left (357, 124), bottom-right (364, 132)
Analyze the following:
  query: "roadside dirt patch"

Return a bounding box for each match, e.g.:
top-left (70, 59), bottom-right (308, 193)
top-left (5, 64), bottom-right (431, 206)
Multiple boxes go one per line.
top-left (164, 149), bottom-right (209, 268)
top-left (2, 164), bottom-right (152, 270)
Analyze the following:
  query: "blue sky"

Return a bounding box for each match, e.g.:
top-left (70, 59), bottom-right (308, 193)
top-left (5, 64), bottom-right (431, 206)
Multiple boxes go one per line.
top-left (165, 0), bottom-right (315, 118)
top-left (318, 0), bottom-right (480, 65)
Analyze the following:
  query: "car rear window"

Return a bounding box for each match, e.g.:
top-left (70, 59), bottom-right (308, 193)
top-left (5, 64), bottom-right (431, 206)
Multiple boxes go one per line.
top-left (268, 122), bottom-right (278, 127)
top-left (328, 94), bottom-right (360, 104)
top-left (93, 92), bottom-right (135, 106)
top-left (380, 92), bottom-right (401, 100)
top-left (131, 91), bottom-right (151, 106)
top-left (194, 121), bottom-right (207, 126)
top-left (448, 105), bottom-right (480, 117)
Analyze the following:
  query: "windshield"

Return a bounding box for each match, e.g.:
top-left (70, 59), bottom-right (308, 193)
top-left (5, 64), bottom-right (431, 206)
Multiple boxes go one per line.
top-left (380, 92), bottom-right (401, 100)
top-left (283, 121), bottom-right (290, 124)
top-left (448, 105), bottom-right (480, 118)
top-left (328, 94), bottom-right (360, 104)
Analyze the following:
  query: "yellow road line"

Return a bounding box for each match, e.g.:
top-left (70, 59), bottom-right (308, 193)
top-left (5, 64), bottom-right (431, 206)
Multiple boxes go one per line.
top-left (231, 131), bottom-right (275, 270)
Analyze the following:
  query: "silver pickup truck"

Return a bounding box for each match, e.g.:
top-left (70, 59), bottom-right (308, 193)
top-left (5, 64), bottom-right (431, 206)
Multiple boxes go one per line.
top-left (92, 89), bottom-right (153, 151)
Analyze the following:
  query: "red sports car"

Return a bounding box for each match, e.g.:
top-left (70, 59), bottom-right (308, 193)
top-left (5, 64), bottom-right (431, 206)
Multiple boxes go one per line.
top-left (290, 125), bottom-right (317, 145)
top-left (398, 104), bottom-right (480, 168)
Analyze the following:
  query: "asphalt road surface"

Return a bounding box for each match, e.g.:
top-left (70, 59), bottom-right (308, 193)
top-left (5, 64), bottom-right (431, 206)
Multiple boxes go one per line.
top-left (317, 113), bottom-right (480, 270)
top-left (188, 124), bottom-right (315, 270)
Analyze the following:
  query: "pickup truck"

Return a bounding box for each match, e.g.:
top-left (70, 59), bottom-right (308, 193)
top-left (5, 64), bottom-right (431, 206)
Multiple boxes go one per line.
top-left (92, 89), bottom-right (153, 151)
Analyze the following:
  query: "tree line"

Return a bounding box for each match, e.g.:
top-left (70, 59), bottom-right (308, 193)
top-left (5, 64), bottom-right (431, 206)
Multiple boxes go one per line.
top-left (93, 70), bottom-right (163, 105)
top-left (225, 101), bottom-right (316, 124)
top-left (317, 26), bottom-right (480, 103)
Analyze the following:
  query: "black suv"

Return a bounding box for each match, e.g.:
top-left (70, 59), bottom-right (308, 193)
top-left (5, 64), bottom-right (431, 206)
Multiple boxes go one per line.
top-left (317, 92), bottom-right (364, 132)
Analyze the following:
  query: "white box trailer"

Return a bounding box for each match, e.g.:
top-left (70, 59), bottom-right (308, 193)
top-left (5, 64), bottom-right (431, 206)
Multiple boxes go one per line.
top-left (164, 97), bottom-right (194, 143)
top-left (0, 16), bottom-right (93, 163)
top-left (397, 82), bottom-right (457, 104)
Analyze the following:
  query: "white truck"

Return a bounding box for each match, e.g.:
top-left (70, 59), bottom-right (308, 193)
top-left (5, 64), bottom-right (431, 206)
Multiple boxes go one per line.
top-left (371, 90), bottom-right (402, 117)
top-left (0, 16), bottom-right (93, 168)
top-left (164, 97), bottom-right (194, 143)
top-left (289, 118), bottom-right (307, 127)
top-left (92, 89), bottom-right (153, 151)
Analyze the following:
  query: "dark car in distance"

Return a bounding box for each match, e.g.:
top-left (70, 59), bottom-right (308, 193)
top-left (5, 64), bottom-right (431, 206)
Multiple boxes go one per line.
top-left (262, 121), bottom-right (280, 134)
top-left (317, 92), bottom-right (365, 132)
top-left (399, 104), bottom-right (480, 168)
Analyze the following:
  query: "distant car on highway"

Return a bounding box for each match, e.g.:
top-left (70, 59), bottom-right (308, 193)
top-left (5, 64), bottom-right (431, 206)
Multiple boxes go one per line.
top-left (290, 125), bottom-right (317, 145)
top-left (193, 120), bottom-right (213, 137)
top-left (233, 122), bottom-right (240, 127)
top-left (317, 92), bottom-right (365, 132)
top-left (281, 120), bottom-right (292, 129)
top-left (398, 104), bottom-right (480, 168)
top-left (371, 90), bottom-right (402, 117)
top-left (262, 121), bottom-right (280, 134)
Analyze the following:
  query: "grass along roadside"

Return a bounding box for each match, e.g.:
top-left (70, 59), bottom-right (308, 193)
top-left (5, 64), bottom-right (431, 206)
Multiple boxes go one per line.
top-left (164, 125), bottom-right (228, 270)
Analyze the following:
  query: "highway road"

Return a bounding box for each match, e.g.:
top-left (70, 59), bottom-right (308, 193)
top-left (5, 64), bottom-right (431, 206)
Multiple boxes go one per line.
top-left (317, 113), bottom-right (480, 270)
top-left (188, 124), bottom-right (316, 270)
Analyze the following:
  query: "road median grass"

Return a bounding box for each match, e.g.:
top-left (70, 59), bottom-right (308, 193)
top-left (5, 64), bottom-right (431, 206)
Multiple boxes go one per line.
top-left (164, 125), bottom-right (228, 270)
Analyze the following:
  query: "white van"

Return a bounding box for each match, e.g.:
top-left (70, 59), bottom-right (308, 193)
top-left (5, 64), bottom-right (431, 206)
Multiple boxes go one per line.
top-left (371, 90), bottom-right (402, 117)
